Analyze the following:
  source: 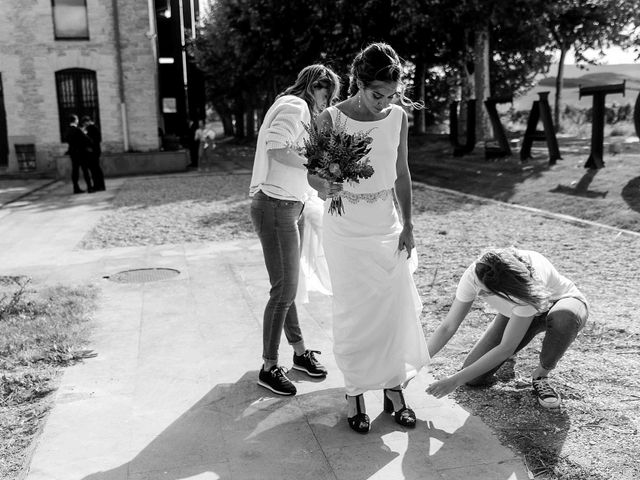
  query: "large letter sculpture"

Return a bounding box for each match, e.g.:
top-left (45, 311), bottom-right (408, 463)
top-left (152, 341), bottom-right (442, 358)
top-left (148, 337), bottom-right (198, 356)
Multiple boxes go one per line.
top-left (520, 92), bottom-right (561, 165)
top-left (484, 96), bottom-right (512, 158)
top-left (579, 81), bottom-right (625, 169)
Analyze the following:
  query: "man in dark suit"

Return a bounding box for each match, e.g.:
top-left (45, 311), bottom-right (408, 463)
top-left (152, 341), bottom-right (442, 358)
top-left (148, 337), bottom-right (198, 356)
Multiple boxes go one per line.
top-left (64, 114), bottom-right (93, 194)
top-left (81, 115), bottom-right (105, 191)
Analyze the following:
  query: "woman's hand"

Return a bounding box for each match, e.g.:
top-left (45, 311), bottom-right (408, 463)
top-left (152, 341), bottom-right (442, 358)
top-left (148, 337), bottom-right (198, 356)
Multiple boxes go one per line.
top-left (397, 223), bottom-right (414, 259)
top-left (425, 375), bottom-right (461, 399)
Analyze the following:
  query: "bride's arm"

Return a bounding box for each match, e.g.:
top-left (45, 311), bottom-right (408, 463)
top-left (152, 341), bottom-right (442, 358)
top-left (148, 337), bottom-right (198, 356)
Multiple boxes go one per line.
top-left (394, 110), bottom-right (413, 257)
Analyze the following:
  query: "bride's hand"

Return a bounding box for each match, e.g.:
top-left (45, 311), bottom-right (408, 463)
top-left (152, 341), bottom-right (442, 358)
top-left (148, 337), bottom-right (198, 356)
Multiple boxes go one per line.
top-left (326, 181), bottom-right (343, 199)
top-left (398, 223), bottom-right (414, 259)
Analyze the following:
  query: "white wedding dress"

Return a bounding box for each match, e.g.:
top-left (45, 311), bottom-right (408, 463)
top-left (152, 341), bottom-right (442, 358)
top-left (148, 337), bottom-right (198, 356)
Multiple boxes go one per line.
top-left (297, 194), bottom-right (332, 304)
top-left (323, 105), bottom-right (430, 396)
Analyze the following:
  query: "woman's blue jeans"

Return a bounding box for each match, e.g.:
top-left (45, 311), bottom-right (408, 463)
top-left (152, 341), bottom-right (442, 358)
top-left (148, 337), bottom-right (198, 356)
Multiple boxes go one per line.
top-left (250, 191), bottom-right (305, 363)
top-left (463, 297), bottom-right (588, 385)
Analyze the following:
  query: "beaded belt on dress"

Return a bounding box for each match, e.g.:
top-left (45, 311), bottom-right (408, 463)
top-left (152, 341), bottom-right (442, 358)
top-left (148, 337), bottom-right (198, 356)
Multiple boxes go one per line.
top-left (340, 189), bottom-right (393, 204)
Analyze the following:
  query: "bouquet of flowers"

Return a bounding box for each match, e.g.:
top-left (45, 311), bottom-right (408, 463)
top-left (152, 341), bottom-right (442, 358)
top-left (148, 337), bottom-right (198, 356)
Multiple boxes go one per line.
top-left (298, 113), bottom-right (375, 215)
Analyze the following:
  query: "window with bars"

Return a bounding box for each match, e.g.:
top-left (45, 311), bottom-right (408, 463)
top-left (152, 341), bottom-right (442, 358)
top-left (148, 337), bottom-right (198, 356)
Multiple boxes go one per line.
top-left (55, 69), bottom-right (100, 141)
top-left (51, 0), bottom-right (89, 40)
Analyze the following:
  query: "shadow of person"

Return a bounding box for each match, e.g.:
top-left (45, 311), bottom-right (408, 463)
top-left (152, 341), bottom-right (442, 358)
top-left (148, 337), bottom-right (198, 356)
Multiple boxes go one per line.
top-left (79, 372), bottom-right (403, 480)
top-left (622, 176), bottom-right (640, 213)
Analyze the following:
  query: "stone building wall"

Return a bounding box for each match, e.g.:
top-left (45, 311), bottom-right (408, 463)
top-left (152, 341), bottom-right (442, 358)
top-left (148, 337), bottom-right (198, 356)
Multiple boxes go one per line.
top-left (0, 0), bottom-right (160, 173)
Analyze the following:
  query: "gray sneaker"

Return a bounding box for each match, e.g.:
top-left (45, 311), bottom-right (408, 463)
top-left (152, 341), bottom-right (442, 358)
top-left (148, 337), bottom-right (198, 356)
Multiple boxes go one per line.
top-left (258, 365), bottom-right (297, 396)
top-left (532, 376), bottom-right (561, 408)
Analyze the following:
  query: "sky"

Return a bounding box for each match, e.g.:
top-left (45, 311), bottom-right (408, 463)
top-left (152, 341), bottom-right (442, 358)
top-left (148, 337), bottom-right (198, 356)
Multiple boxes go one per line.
top-left (564, 46), bottom-right (638, 64)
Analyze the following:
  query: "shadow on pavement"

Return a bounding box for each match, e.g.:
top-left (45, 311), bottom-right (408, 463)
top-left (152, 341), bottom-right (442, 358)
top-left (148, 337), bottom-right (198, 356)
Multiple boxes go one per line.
top-left (77, 371), bottom-right (522, 480)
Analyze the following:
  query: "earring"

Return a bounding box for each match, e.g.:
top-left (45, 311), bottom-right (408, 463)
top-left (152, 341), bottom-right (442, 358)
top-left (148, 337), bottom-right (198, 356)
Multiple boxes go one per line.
top-left (358, 92), bottom-right (362, 109)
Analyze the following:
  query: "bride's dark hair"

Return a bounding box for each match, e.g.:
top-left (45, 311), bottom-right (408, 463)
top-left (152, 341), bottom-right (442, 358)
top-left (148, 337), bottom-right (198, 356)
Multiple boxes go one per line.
top-left (348, 42), bottom-right (422, 109)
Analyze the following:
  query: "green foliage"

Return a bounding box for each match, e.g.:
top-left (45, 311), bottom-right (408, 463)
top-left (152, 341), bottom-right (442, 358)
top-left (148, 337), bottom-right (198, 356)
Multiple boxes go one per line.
top-left (504, 102), bottom-right (635, 129)
top-left (539, 0), bottom-right (640, 128)
top-left (192, 0), bottom-right (638, 137)
top-left (0, 282), bottom-right (97, 367)
top-left (542, 0), bottom-right (640, 57)
top-left (0, 280), bottom-right (97, 479)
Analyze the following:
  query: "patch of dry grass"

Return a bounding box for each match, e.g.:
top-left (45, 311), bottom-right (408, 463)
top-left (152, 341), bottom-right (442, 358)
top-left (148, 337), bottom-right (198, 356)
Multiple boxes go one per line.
top-left (409, 134), bottom-right (640, 233)
top-left (0, 278), bottom-right (97, 480)
top-left (411, 183), bottom-right (640, 480)
top-left (80, 174), bottom-right (254, 249)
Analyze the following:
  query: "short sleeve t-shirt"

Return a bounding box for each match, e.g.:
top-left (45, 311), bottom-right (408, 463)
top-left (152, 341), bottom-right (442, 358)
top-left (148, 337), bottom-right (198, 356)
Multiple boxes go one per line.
top-left (455, 250), bottom-right (588, 318)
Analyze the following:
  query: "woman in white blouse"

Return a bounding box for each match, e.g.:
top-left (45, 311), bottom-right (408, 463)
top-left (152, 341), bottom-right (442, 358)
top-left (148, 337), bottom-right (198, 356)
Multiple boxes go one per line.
top-left (249, 64), bottom-right (341, 396)
top-left (426, 247), bottom-right (588, 408)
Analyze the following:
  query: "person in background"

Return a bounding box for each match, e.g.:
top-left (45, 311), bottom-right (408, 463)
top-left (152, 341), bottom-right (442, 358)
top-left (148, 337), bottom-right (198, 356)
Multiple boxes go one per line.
top-left (426, 247), bottom-right (589, 409)
top-left (198, 120), bottom-right (217, 167)
top-left (189, 119), bottom-right (203, 168)
top-left (80, 116), bottom-right (105, 191)
top-left (64, 114), bottom-right (93, 194)
top-left (249, 64), bottom-right (341, 396)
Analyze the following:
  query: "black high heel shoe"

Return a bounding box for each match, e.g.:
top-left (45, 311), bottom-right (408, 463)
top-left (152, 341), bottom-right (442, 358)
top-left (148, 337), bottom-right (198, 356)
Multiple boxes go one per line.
top-left (383, 388), bottom-right (416, 428)
top-left (346, 394), bottom-right (370, 434)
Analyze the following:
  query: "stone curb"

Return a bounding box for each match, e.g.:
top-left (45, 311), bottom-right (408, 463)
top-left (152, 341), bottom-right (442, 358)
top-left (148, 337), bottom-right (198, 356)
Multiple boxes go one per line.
top-left (421, 183), bottom-right (640, 239)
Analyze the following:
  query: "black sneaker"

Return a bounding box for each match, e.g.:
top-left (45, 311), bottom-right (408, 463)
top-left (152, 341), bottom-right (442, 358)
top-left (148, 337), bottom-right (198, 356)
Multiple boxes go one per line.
top-left (532, 376), bottom-right (561, 408)
top-left (292, 350), bottom-right (327, 377)
top-left (258, 365), bottom-right (297, 396)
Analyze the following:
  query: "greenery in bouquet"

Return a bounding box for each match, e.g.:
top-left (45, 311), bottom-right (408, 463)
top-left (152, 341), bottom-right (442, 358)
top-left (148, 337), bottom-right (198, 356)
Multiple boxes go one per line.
top-left (299, 113), bottom-right (375, 215)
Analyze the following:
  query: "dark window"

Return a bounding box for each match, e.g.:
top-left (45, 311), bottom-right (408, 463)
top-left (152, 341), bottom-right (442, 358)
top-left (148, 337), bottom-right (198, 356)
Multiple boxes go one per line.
top-left (51, 0), bottom-right (89, 39)
top-left (55, 69), bottom-right (100, 141)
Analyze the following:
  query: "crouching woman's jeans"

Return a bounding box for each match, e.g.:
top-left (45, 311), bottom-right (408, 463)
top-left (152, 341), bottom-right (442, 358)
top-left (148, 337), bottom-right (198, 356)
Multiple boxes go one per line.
top-left (250, 191), bottom-right (306, 362)
top-left (463, 297), bottom-right (588, 385)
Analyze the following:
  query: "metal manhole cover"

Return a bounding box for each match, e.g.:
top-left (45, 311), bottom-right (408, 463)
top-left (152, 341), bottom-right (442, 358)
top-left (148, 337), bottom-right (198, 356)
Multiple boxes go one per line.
top-left (104, 268), bottom-right (180, 284)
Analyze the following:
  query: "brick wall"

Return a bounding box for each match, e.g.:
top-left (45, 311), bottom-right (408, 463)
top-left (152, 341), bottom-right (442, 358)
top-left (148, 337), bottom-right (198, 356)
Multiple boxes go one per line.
top-left (0, 0), bottom-right (160, 173)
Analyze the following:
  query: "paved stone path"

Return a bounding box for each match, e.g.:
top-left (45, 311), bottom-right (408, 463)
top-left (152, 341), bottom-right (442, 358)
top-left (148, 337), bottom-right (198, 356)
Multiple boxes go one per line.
top-left (1, 173), bottom-right (530, 480)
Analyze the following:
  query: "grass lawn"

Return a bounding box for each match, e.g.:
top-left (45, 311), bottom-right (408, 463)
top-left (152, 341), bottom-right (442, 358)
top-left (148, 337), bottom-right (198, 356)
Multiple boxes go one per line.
top-left (0, 278), bottom-right (97, 480)
top-left (78, 144), bottom-right (640, 479)
top-left (408, 134), bottom-right (640, 233)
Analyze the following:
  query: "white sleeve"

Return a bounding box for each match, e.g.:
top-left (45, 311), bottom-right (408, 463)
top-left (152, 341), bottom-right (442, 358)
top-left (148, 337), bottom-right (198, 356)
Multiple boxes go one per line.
top-left (455, 263), bottom-right (479, 303)
top-left (264, 99), bottom-right (310, 150)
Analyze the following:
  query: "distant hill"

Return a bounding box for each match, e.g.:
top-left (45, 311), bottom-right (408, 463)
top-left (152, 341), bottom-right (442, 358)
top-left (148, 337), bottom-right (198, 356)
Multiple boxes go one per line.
top-left (512, 63), bottom-right (640, 110)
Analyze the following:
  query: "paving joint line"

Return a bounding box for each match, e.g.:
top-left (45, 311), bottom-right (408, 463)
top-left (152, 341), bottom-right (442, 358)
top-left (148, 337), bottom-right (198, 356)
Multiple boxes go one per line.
top-left (0, 179), bottom-right (60, 208)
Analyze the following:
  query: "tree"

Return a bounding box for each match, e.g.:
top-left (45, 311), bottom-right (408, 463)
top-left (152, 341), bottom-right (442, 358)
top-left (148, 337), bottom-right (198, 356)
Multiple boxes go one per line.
top-left (425, 0), bottom-right (551, 139)
top-left (192, 0), bottom-right (339, 139)
top-left (389, 0), bottom-right (451, 134)
top-left (542, 0), bottom-right (640, 131)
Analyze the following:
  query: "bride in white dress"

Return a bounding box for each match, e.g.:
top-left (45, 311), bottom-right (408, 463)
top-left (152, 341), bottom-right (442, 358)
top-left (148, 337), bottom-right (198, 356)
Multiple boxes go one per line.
top-left (310, 43), bottom-right (429, 434)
